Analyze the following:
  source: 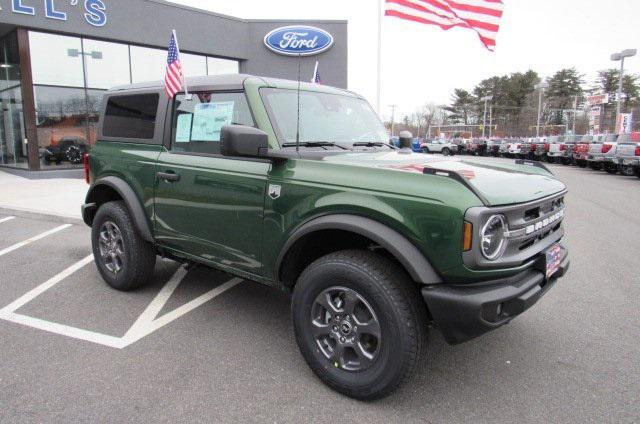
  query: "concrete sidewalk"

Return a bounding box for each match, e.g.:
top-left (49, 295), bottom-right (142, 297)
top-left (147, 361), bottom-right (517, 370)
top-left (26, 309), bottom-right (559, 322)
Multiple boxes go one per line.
top-left (0, 170), bottom-right (87, 219)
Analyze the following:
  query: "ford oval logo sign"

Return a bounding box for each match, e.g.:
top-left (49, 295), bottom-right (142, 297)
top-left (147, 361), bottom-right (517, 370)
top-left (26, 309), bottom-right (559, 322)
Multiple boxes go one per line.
top-left (264, 25), bottom-right (334, 56)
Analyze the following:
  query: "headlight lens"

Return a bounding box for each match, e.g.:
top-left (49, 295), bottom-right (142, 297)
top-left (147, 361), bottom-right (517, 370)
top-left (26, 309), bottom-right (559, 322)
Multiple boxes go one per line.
top-left (480, 215), bottom-right (507, 260)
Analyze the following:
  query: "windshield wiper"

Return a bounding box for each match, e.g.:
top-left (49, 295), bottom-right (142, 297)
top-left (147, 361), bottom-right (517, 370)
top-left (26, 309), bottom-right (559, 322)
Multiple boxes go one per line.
top-left (352, 141), bottom-right (397, 149)
top-left (281, 141), bottom-right (349, 150)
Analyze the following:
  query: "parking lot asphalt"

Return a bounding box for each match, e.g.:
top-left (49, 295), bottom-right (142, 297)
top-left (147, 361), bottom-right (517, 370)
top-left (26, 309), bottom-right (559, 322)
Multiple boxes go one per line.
top-left (0, 160), bottom-right (639, 424)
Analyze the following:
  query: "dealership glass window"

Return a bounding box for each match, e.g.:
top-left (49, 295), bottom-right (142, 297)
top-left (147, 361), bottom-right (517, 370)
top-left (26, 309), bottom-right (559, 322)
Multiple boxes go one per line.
top-left (34, 86), bottom-right (93, 168)
top-left (0, 86), bottom-right (27, 168)
top-left (103, 94), bottom-right (159, 139)
top-left (83, 39), bottom-right (131, 89)
top-left (207, 57), bottom-right (239, 75)
top-left (29, 32), bottom-right (85, 87)
top-left (130, 46), bottom-right (167, 83)
top-left (181, 53), bottom-right (207, 77)
top-left (171, 92), bottom-right (253, 155)
top-left (1, 32), bottom-right (21, 91)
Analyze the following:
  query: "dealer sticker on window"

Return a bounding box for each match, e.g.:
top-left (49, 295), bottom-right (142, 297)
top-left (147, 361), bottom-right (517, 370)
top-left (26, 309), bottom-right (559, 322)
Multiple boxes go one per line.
top-left (545, 244), bottom-right (563, 279)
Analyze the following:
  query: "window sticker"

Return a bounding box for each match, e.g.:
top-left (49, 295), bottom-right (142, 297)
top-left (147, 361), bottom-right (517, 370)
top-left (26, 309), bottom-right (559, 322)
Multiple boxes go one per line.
top-left (175, 114), bottom-right (193, 143)
top-left (191, 101), bottom-right (235, 142)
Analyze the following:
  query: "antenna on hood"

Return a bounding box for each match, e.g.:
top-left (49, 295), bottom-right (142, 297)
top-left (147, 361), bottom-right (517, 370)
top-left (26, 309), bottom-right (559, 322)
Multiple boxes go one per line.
top-left (296, 53), bottom-right (302, 153)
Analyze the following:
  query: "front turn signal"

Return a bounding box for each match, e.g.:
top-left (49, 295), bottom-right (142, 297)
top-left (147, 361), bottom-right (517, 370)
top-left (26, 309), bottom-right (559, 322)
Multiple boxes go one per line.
top-left (463, 221), bottom-right (473, 251)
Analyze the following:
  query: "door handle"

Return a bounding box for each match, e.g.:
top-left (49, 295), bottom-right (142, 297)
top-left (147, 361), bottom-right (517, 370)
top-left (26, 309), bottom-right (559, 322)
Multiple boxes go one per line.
top-left (157, 171), bottom-right (181, 182)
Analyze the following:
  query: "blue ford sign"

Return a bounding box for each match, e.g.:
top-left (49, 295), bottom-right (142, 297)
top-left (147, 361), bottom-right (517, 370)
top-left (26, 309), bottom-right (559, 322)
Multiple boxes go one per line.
top-left (264, 25), bottom-right (334, 56)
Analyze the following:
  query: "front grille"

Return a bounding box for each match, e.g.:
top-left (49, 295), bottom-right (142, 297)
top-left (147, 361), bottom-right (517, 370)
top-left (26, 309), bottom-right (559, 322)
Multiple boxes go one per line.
top-left (463, 191), bottom-right (567, 269)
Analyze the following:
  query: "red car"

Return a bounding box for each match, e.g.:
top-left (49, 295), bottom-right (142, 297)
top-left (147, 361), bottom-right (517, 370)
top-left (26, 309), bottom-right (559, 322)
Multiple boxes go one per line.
top-left (573, 135), bottom-right (594, 167)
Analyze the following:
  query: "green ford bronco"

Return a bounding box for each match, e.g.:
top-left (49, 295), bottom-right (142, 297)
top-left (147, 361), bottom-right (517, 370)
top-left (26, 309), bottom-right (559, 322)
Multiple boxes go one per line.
top-left (82, 74), bottom-right (569, 400)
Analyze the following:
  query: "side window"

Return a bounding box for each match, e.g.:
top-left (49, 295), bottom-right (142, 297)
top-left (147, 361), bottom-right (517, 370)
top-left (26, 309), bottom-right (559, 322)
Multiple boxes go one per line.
top-left (171, 91), bottom-right (254, 155)
top-left (103, 94), bottom-right (159, 139)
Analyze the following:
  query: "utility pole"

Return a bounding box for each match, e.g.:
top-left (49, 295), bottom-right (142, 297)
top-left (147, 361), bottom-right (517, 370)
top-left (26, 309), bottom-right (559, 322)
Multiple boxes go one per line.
top-left (610, 49), bottom-right (637, 130)
top-left (572, 95), bottom-right (578, 134)
top-left (481, 96), bottom-right (492, 138)
top-left (488, 105), bottom-right (493, 138)
top-left (535, 82), bottom-right (549, 137)
top-left (389, 104), bottom-right (397, 137)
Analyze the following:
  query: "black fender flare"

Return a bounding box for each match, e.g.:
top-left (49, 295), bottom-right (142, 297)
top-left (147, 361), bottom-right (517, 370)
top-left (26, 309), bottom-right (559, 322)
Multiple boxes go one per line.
top-left (276, 214), bottom-right (442, 285)
top-left (83, 176), bottom-right (154, 243)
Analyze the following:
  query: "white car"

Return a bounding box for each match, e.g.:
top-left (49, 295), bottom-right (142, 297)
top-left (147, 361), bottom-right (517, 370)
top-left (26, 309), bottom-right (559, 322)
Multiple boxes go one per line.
top-left (420, 139), bottom-right (458, 155)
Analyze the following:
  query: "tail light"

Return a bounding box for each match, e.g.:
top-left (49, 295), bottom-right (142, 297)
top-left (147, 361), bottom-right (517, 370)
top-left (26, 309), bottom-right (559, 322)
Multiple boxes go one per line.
top-left (83, 153), bottom-right (91, 184)
top-left (530, 144), bottom-right (537, 152)
top-left (560, 144), bottom-right (566, 151)
top-left (635, 146), bottom-right (640, 156)
top-left (544, 143), bottom-right (550, 151)
top-left (602, 144), bottom-right (613, 154)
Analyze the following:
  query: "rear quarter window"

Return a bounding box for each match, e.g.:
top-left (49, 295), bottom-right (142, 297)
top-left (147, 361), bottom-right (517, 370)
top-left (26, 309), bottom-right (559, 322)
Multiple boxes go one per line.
top-left (103, 93), bottom-right (159, 139)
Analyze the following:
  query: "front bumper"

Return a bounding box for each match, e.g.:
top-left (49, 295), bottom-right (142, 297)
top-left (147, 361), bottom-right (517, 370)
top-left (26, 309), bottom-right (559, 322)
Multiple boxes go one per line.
top-left (421, 245), bottom-right (569, 345)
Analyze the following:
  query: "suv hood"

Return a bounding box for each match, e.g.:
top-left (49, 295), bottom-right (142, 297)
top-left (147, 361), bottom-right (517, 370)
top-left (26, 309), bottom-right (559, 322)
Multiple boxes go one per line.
top-left (320, 151), bottom-right (566, 206)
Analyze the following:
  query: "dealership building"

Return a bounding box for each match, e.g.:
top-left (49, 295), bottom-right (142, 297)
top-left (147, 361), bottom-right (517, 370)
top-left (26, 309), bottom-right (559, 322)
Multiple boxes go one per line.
top-left (0, 0), bottom-right (347, 172)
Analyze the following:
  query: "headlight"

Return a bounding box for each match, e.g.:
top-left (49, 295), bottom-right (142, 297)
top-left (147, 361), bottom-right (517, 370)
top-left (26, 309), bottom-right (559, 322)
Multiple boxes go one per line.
top-left (480, 215), bottom-right (507, 260)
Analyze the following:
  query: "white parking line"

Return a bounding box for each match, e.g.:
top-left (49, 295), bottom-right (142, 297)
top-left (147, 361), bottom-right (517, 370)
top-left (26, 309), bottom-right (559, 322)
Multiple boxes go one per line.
top-left (0, 224), bottom-right (72, 257)
top-left (0, 216), bottom-right (16, 224)
top-left (0, 256), bottom-right (243, 349)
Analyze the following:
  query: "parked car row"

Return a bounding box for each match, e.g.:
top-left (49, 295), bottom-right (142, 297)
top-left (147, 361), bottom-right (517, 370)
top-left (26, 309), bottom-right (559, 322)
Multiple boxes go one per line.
top-left (449, 134), bottom-right (640, 178)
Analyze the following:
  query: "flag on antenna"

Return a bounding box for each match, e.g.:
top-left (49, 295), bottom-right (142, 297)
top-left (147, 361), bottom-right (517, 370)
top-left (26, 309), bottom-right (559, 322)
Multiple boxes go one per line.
top-left (384, 0), bottom-right (504, 51)
top-left (165, 30), bottom-right (187, 98)
top-left (311, 61), bottom-right (322, 84)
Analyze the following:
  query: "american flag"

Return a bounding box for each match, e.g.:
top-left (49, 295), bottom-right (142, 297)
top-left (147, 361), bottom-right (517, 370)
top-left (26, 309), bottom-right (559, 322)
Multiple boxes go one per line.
top-left (165, 31), bottom-right (185, 98)
top-left (385, 0), bottom-right (504, 51)
top-left (311, 61), bottom-right (322, 84)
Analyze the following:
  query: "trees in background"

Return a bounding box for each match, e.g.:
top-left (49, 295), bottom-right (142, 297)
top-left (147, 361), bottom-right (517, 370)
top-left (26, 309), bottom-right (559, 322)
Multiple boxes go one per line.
top-left (395, 67), bottom-right (640, 137)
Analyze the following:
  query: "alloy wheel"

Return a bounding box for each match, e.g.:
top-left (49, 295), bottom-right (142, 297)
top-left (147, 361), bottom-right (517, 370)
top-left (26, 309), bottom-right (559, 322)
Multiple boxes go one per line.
top-left (310, 286), bottom-right (381, 372)
top-left (98, 221), bottom-right (125, 275)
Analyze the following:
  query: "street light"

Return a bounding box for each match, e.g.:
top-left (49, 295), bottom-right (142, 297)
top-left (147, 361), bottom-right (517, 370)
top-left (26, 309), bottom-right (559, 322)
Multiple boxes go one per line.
top-left (611, 48), bottom-right (637, 129)
top-left (481, 95), bottom-right (492, 138)
top-left (535, 82), bottom-right (549, 137)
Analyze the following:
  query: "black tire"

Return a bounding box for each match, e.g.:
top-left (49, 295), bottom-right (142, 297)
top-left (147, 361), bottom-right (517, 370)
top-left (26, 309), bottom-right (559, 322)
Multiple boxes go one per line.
top-left (588, 162), bottom-right (602, 171)
top-left (547, 156), bottom-right (555, 164)
top-left (91, 201), bottom-right (156, 291)
top-left (422, 148), bottom-right (430, 154)
top-left (560, 157), bottom-right (571, 165)
top-left (604, 164), bottom-right (618, 174)
top-left (441, 148), bottom-right (451, 156)
top-left (620, 165), bottom-right (635, 177)
top-left (292, 250), bottom-right (427, 400)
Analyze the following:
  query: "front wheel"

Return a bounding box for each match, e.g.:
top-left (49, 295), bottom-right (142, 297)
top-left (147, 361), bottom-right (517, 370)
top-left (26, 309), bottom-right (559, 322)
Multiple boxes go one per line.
top-left (91, 201), bottom-right (156, 291)
top-left (292, 250), bottom-right (427, 400)
top-left (442, 148), bottom-right (451, 156)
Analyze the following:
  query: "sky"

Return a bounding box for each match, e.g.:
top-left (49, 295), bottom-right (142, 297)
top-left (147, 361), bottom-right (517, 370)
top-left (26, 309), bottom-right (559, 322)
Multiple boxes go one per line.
top-left (168, 0), bottom-right (640, 119)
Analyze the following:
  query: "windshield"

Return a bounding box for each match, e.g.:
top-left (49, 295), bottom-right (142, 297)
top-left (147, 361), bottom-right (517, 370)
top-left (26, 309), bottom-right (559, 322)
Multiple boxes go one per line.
top-left (260, 88), bottom-right (389, 148)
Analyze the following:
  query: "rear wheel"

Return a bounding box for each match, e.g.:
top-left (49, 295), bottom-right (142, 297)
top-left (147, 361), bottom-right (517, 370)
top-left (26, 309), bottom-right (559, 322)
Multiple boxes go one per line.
top-left (292, 250), bottom-right (427, 400)
top-left (91, 201), bottom-right (156, 291)
top-left (442, 147), bottom-right (451, 156)
top-left (422, 148), bottom-right (430, 154)
top-left (621, 165), bottom-right (636, 177)
top-left (560, 157), bottom-right (571, 165)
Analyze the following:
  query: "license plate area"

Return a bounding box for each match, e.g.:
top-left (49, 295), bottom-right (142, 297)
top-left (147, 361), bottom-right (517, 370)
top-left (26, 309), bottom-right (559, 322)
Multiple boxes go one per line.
top-left (545, 243), bottom-right (563, 279)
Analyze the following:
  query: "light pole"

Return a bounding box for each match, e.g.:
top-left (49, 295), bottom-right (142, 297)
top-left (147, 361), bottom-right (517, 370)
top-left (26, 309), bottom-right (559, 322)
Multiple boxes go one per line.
top-left (488, 104), bottom-right (493, 138)
top-left (388, 104), bottom-right (397, 137)
top-left (535, 82), bottom-right (549, 137)
top-left (481, 95), bottom-right (492, 138)
top-left (611, 49), bottom-right (637, 129)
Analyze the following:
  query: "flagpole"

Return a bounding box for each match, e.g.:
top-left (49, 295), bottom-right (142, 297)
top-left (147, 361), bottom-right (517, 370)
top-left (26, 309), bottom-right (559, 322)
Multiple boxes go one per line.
top-left (172, 29), bottom-right (190, 97)
top-left (376, 0), bottom-right (383, 115)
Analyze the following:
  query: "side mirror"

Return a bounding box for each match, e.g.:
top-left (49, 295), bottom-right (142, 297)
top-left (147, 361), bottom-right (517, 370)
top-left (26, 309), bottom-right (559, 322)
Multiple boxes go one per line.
top-left (220, 125), bottom-right (269, 158)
